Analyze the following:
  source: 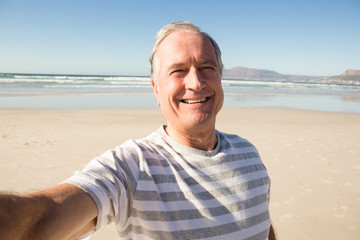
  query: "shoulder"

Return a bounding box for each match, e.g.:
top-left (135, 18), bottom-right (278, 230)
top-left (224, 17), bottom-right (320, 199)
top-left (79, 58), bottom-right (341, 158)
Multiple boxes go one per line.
top-left (95, 128), bottom-right (164, 169)
top-left (217, 130), bottom-right (256, 147)
top-left (216, 130), bottom-right (261, 160)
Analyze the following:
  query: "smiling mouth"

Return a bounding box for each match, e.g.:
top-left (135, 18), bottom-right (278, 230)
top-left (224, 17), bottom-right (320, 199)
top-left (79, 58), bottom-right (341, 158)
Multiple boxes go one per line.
top-left (180, 97), bottom-right (210, 104)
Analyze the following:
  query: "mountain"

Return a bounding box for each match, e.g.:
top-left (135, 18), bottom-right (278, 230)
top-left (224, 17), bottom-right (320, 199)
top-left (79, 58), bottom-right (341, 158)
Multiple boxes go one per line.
top-left (222, 67), bottom-right (282, 80)
top-left (330, 69), bottom-right (360, 84)
top-left (222, 67), bottom-right (360, 85)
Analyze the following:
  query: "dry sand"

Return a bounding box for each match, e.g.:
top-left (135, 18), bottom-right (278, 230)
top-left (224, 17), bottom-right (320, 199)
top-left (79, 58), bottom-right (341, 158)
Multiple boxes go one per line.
top-left (0, 108), bottom-right (359, 239)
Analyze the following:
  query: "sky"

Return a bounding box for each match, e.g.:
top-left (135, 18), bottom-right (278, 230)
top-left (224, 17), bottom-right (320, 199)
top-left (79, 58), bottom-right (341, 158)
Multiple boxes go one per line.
top-left (0, 0), bottom-right (359, 76)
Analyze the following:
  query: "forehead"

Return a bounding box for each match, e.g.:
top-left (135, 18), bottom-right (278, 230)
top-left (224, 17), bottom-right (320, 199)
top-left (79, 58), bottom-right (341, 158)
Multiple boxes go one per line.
top-left (156, 31), bottom-right (217, 65)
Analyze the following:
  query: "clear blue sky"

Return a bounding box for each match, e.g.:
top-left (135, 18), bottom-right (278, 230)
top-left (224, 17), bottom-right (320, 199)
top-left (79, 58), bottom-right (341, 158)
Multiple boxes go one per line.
top-left (0, 0), bottom-right (359, 76)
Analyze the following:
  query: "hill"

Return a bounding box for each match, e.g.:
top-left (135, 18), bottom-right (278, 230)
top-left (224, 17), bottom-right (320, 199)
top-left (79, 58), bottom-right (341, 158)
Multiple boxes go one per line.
top-left (222, 67), bottom-right (360, 85)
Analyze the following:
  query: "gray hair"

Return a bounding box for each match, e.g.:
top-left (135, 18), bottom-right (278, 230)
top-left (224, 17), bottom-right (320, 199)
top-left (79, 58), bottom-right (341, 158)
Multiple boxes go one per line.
top-left (149, 21), bottom-right (224, 80)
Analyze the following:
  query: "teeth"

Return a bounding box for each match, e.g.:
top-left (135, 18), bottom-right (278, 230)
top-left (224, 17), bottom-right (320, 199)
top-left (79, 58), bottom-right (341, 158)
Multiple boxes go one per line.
top-left (182, 98), bottom-right (207, 104)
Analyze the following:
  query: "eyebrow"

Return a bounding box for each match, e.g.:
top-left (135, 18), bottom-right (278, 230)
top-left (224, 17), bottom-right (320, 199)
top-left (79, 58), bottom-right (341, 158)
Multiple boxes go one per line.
top-left (199, 60), bottom-right (218, 67)
top-left (168, 63), bottom-right (186, 71)
top-left (168, 60), bottom-right (218, 71)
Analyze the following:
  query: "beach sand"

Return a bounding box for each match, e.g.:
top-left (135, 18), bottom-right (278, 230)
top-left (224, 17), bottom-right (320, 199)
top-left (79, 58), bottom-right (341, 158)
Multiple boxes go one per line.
top-left (0, 108), bottom-right (359, 239)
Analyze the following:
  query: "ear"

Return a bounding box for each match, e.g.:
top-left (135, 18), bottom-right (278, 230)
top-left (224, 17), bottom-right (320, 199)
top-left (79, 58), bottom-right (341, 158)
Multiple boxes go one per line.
top-left (151, 78), bottom-right (160, 107)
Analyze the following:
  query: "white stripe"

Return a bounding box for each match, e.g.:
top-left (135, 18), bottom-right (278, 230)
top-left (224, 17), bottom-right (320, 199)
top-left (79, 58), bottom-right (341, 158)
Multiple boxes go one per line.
top-left (122, 202), bottom-right (269, 232)
top-left (205, 218), bottom-right (271, 240)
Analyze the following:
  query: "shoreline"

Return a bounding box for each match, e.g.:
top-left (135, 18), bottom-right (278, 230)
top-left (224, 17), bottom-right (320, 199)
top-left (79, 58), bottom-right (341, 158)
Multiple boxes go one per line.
top-left (0, 105), bottom-right (359, 115)
top-left (1, 107), bottom-right (359, 239)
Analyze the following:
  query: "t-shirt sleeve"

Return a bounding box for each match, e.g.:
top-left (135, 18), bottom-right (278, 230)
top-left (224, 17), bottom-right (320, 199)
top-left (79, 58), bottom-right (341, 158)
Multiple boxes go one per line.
top-left (63, 147), bottom-right (137, 231)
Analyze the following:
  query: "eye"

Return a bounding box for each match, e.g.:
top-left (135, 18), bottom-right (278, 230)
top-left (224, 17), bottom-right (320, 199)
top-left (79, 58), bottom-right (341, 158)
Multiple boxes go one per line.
top-left (171, 69), bottom-right (184, 74)
top-left (170, 69), bottom-right (187, 77)
top-left (200, 66), bottom-right (216, 72)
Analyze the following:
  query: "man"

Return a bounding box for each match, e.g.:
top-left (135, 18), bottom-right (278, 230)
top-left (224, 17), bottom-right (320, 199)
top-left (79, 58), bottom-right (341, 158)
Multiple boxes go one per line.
top-left (0, 21), bottom-right (275, 239)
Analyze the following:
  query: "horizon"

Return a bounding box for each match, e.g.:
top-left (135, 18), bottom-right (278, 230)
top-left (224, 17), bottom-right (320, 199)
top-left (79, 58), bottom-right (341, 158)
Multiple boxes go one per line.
top-left (1, 66), bottom-right (358, 78)
top-left (1, 0), bottom-right (359, 76)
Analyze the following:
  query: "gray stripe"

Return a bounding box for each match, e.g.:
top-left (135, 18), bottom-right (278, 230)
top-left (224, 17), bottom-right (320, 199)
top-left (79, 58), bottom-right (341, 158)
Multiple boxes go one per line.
top-left (146, 157), bottom-right (171, 168)
top-left (186, 164), bottom-right (266, 184)
top-left (139, 143), bottom-right (176, 163)
top-left (134, 177), bottom-right (269, 202)
top-left (221, 140), bottom-right (255, 151)
top-left (143, 151), bottom-right (260, 171)
top-left (111, 151), bottom-right (137, 194)
top-left (131, 193), bottom-right (268, 221)
top-left (120, 211), bottom-right (270, 239)
top-left (243, 229), bottom-right (271, 240)
top-left (138, 164), bottom-right (266, 185)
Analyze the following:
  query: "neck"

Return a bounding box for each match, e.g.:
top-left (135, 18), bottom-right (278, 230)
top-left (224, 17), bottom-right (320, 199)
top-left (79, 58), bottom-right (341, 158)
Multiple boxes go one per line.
top-left (164, 124), bottom-right (217, 151)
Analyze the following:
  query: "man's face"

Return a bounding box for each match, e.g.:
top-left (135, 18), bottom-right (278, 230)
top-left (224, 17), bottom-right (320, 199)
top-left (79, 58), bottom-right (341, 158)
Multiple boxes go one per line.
top-left (152, 31), bottom-right (224, 132)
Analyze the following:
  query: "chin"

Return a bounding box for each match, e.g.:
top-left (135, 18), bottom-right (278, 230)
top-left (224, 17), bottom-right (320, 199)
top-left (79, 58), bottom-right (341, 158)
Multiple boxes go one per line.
top-left (185, 114), bottom-right (215, 128)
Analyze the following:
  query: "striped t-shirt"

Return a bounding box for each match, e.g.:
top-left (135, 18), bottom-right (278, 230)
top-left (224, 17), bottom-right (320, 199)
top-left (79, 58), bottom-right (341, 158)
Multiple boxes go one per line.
top-left (65, 126), bottom-right (271, 240)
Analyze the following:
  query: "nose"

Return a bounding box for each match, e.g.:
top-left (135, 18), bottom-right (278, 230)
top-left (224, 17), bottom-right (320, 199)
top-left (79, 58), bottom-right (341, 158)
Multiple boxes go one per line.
top-left (185, 68), bottom-right (206, 91)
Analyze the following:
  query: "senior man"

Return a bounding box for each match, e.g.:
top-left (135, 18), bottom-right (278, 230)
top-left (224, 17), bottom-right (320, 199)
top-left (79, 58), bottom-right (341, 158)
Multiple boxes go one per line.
top-left (0, 21), bottom-right (275, 240)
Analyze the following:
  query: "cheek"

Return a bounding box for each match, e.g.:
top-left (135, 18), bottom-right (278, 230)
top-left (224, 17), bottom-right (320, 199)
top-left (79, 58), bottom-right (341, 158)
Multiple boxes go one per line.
top-left (208, 77), bottom-right (222, 90)
top-left (160, 80), bottom-right (184, 100)
top-left (211, 79), bottom-right (224, 104)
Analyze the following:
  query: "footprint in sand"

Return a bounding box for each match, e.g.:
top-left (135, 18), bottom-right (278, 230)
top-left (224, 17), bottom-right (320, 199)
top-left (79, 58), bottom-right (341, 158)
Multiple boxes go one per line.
top-left (333, 204), bottom-right (348, 218)
top-left (298, 184), bottom-right (313, 195)
top-left (279, 214), bottom-right (294, 222)
top-left (353, 165), bottom-right (360, 170)
top-left (282, 196), bottom-right (295, 205)
top-left (322, 178), bottom-right (333, 184)
top-left (319, 154), bottom-right (332, 165)
top-left (2, 133), bottom-right (9, 139)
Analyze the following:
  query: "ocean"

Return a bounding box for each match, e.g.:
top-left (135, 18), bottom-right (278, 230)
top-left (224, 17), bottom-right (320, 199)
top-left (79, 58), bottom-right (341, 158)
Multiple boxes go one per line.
top-left (1, 73), bottom-right (360, 113)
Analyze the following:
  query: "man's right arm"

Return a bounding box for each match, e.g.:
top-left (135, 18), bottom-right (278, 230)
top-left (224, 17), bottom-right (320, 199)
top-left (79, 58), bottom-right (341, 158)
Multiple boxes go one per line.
top-left (0, 183), bottom-right (98, 240)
